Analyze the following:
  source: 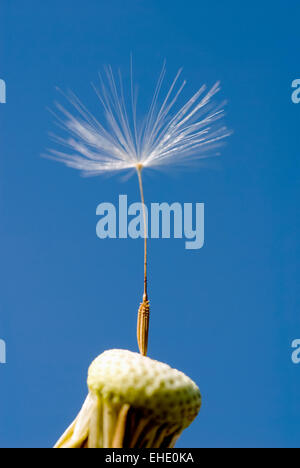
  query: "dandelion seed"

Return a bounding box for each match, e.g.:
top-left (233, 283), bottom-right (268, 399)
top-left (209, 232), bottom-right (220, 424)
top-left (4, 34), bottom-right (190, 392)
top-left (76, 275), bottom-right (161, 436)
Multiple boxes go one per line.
top-left (47, 63), bottom-right (231, 356)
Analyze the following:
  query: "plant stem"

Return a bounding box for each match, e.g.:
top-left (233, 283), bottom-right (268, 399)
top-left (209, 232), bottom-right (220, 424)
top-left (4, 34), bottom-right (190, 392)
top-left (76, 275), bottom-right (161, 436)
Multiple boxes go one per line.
top-left (136, 166), bottom-right (150, 356)
top-left (137, 167), bottom-right (148, 300)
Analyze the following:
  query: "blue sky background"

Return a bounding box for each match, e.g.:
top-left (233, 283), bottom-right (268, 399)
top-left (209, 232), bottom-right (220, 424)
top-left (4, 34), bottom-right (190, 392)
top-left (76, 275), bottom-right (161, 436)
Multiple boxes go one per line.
top-left (0, 0), bottom-right (300, 448)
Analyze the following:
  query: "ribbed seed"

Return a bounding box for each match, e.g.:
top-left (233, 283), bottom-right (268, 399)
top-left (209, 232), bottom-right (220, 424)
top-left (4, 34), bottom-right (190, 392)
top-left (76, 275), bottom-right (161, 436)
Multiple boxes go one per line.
top-left (137, 299), bottom-right (150, 356)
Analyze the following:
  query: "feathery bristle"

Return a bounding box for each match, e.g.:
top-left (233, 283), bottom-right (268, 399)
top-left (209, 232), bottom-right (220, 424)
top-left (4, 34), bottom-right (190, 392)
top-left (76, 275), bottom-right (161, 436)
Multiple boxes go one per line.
top-left (48, 64), bottom-right (231, 176)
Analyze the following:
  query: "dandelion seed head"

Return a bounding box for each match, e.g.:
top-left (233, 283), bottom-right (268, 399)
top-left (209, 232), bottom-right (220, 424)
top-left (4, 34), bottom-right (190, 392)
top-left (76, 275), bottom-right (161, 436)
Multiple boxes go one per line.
top-left (48, 64), bottom-right (231, 176)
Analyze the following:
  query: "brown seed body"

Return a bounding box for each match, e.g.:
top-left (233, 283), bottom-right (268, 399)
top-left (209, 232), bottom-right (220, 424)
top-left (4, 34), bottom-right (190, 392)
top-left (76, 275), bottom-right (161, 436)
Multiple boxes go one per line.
top-left (137, 298), bottom-right (150, 356)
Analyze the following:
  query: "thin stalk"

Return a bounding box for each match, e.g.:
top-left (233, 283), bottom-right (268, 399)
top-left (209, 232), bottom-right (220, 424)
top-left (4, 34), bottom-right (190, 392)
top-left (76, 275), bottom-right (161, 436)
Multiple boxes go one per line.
top-left (136, 165), bottom-right (150, 356)
top-left (137, 167), bottom-right (148, 299)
